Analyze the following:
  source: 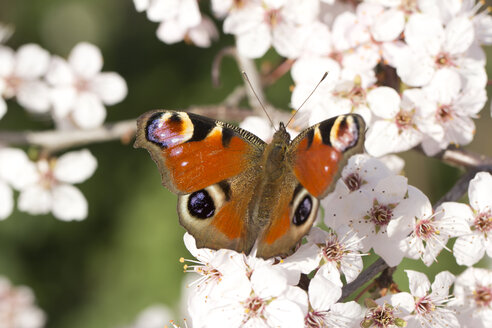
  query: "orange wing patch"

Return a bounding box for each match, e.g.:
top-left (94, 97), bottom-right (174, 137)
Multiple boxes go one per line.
top-left (164, 129), bottom-right (249, 193)
top-left (261, 207), bottom-right (290, 245)
top-left (293, 128), bottom-right (341, 198)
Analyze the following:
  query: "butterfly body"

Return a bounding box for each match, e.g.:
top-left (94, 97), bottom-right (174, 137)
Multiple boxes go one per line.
top-left (135, 110), bottom-right (365, 258)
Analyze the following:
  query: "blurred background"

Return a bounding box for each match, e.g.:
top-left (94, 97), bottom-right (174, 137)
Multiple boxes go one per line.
top-left (0, 1), bottom-right (491, 327)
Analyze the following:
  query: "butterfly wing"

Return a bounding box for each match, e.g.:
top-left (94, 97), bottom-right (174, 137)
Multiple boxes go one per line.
top-left (135, 110), bottom-right (266, 253)
top-left (256, 114), bottom-right (365, 258)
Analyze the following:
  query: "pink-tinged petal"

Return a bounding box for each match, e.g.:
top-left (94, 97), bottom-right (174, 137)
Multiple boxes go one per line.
top-left (188, 17), bottom-right (219, 48)
top-left (309, 273), bottom-right (341, 311)
top-left (391, 292), bottom-right (415, 313)
top-left (236, 24), bottom-right (272, 58)
top-left (178, 0), bottom-right (201, 29)
top-left (0, 45), bottom-right (15, 77)
top-left (146, 0), bottom-right (179, 22)
top-left (18, 185), bottom-right (52, 215)
top-left (46, 56), bottom-right (75, 86)
top-left (468, 172), bottom-right (492, 212)
top-left (444, 15), bottom-right (474, 55)
top-left (453, 234), bottom-right (485, 266)
top-left (426, 68), bottom-right (461, 105)
top-left (0, 97), bottom-right (6, 120)
top-left (0, 181), bottom-right (13, 220)
top-left (72, 92), bottom-right (106, 129)
top-left (223, 3), bottom-right (264, 35)
top-left (156, 20), bottom-right (186, 44)
top-left (52, 184), bottom-right (88, 221)
top-left (405, 13), bottom-right (444, 56)
top-left (16, 81), bottom-right (51, 113)
top-left (54, 149), bottom-right (97, 184)
top-left (290, 56), bottom-right (340, 85)
top-left (371, 9), bottom-right (405, 42)
top-left (405, 270), bottom-right (430, 297)
top-left (90, 72), bottom-right (127, 105)
top-left (431, 271), bottom-right (454, 299)
top-left (68, 42), bottom-right (103, 79)
top-left (15, 44), bottom-right (50, 79)
top-left (367, 86), bottom-right (400, 118)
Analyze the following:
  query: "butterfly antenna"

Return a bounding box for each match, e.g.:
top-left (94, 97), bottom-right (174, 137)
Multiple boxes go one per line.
top-left (286, 72), bottom-right (328, 128)
top-left (242, 71), bottom-right (276, 131)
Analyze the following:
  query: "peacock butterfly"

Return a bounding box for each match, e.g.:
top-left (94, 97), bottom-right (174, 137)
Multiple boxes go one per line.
top-left (134, 108), bottom-right (365, 259)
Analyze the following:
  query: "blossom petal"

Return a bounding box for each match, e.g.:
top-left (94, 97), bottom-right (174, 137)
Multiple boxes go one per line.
top-left (0, 181), bottom-right (13, 220)
top-left (405, 13), bottom-right (444, 57)
top-left (405, 270), bottom-right (430, 297)
top-left (367, 87), bottom-right (400, 118)
top-left (68, 42), bottom-right (103, 79)
top-left (54, 149), bottom-right (97, 184)
top-left (453, 234), bottom-right (485, 266)
top-left (15, 44), bottom-right (50, 79)
top-left (52, 184), bottom-right (88, 221)
top-left (0, 148), bottom-right (39, 190)
top-left (72, 92), bottom-right (107, 129)
top-left (18, 185), bottom-right (52, 215)
top-left (444, 15), bottom-right (474, 55)
top-left (0, 97), bottom-right (6, 120)
top-left (16, 81), bottom-right (51, 113)
top-left (90, 72), bottom-right (127, 105)
top-left (308, 273), bottom-right (341, 311)
top-left (0, 45), bottom-right (15, 77)
top-left (468, 172), bottom-right (492, 212)
top-left (46, 56), bottom-right (75, 86)
top-left (235, 24), bottom-right (272, 58)
top-left (371, 9), bottom-right (405, 42)
top-left (431, 271), bottom-right (454, 299)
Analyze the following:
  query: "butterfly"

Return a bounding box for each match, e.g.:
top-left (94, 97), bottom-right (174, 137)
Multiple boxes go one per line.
top-left (134, 110), bottom-right (365, 259)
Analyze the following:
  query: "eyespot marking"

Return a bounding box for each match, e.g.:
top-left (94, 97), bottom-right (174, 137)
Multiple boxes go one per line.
top-left (188, 189), bottom-right (215, 219)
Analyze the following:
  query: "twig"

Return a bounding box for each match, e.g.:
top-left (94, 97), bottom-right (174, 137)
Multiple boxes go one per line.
top-left (341, 258), bottom-right (388, 300)
top-left (0, 106), bottom-right (255, 152)
top-left (418, 145), bottom-right (492, 169)
top-left (236, 52), bottom-right (267, 116)
top-left (211, 46), bottom-right (236, 87)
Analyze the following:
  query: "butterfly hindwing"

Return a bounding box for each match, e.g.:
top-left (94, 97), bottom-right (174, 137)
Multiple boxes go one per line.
top-left (256, 114), bottom-right (365, 258)
top-left (135, 110), bottom-right (266, 253)
top-left (289, 114), bottom-right (366, 198)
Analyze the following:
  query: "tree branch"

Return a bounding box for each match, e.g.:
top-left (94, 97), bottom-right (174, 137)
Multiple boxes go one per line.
top-left (0, 106), bottom-right (256, 152)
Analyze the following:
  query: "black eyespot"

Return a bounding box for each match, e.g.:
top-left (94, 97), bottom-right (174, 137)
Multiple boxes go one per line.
top-left (188, 190), bottom-right (215, 219)
top-left (293, 196), bottom-right (312, 226)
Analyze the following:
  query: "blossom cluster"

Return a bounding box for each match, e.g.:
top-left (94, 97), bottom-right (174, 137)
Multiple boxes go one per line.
top-left (135, 0), bottom-right (492, 157)
top-left (0, 38), bottom-right (128, 222)
top-left (0, 276), bottom-right (45, 328)
top-left (0, 41), bottom-right (127, 129)
top-left (179, 149), bottom-right (492, 327)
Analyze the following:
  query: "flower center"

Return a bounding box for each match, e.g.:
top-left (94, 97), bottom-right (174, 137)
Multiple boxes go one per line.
top-left (362, 303), bottom-right (402, 328)
top-left (4, 75), bottom-right (22, 98)
top-left (305, 310), bottom-right (328, 328)
top-left (344, 173), bottom-right (362, 191)
top-left (415, 296), bottom-right (436, 315)
top-left (266, 9), bottom-right (281, 27)
top-left (365, 201), bottom-right (395, 229)
top-left (243, 296), bottom-right (266, 319)
top-left (436, 105), bottom-right (454, 123)
top-left (395, 109), bottom-right (414, 131)
top-left (435, 52), bottom-right (455, 68)
top-left (75, 79), bottom-right (90, 93)
top-left (473, 211), bottom-right (492, 235)
top-left (473, 285), bottom-right (492, 308)
top-left (414, 219), bottom-right (438, 240)
top-left (322, 238), bottom-right (344, 263)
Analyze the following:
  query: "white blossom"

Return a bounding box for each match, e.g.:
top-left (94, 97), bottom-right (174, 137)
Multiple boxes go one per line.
top-left (391, 270), bottom-right (459, 328)
top-left (452, 267), bottom-right (492, 328)
top-left (0, 276), bottom-right (46, 328)
top-left (17, 149), bottom-right (97, 221)
top-left (46, 42), bottom-right (127, 129)
top-left (0, 44), bottom-right (51, 113)
top-left (452, 172), bottom-right (492, 266)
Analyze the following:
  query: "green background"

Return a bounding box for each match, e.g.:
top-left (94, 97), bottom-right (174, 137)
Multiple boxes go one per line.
top-left (0, 1), bottom-right (491, 327)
